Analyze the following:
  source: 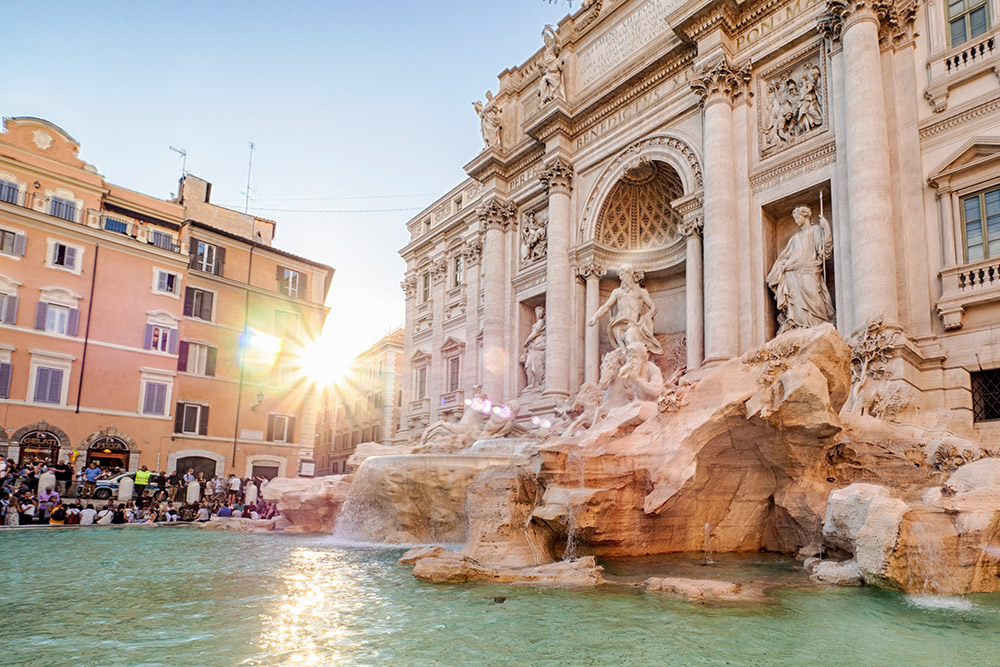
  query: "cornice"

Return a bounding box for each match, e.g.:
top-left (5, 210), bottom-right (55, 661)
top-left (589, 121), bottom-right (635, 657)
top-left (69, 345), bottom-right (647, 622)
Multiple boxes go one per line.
top-left (749, 139), bottom-right (836, 191)
top-left (918, 93), bottom-right (1000, 140)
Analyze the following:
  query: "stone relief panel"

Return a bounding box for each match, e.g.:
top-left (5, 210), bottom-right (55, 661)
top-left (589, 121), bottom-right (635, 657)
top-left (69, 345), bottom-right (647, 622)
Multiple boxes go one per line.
top-left (758, 47), bottom-right (827, 159)
top-left (520, 211), bottom-right (548, 265)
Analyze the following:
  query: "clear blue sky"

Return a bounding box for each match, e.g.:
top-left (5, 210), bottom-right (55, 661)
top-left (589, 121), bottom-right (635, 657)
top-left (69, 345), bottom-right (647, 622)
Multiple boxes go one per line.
top-left (3, 1), bottom-right (572, 376)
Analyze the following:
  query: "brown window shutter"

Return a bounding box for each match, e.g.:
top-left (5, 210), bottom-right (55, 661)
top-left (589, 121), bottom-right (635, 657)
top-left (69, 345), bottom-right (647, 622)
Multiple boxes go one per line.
top-left (206, 347), bottom-right (217, 377)
top-left (188, 237), bottom-right (199, 268)
top-left (299, 273), bottom-right (308, 299)
top-left (287, 416), bottom-right (296, 443)
top-left (199, 405), bottom-right (209, 435)
top-left (183, 287), bottom-right (194, 317)
top-left (177, 341), bottom-right (189, 371)
top-left (215, 246), bottom-right (226, 276)
top-left (266, 414), bottom-right (274, 442)
top-left (174, 403), bottom-right (184, 433)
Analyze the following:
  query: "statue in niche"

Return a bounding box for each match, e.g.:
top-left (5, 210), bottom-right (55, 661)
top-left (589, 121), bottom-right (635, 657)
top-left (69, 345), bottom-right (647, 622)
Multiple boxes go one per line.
top-left (473, 91), bottom-right (502, 150)
top-left (520, 307), bottom-right (546, 389)
top-left (520, 211), bottom-right (547, 262)
top-left (766, 205), bottom-right (834, 334)
top-left (587, 264), bottom-right (663, 356)
top-left (539, 25), bottom-right (564, 104)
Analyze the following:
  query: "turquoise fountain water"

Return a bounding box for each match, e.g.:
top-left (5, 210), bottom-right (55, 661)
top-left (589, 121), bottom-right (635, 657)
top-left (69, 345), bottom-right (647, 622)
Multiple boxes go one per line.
top-left (2, 527), bottom-right (999, 666)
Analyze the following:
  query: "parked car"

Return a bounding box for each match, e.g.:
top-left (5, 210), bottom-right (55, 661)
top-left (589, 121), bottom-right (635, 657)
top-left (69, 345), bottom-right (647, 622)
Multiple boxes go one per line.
top-left (92, 472), bottom-right (162, 500)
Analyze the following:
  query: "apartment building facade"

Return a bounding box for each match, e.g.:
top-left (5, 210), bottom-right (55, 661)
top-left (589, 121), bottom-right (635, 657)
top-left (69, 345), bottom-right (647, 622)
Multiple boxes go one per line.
top-left (0, 116), bottom-right (333, 479)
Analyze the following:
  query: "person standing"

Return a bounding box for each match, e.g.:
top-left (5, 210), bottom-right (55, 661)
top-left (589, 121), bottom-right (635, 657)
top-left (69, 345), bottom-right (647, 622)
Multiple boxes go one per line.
top-left (82, 463), bottom-right (102, 498)
top-left (166, 470), bottom-right (180, 502)
top-left (227, 474), bottom-right (241, 503)
top-left (53, 462), bottom-right (73, 497)
top-left (134, 466), bottom-right (152, 498)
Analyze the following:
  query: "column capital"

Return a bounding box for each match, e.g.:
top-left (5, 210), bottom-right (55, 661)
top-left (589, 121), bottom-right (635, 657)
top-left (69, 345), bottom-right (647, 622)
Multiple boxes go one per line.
top-left (539, 157), bottom-right (574, 194)
top-left (401, 272), bottom-right (417, 298)
top-left (826, 0), bottom-right (890, 33)
top-left (576, 256), bottom-right (605, 280)
top-left (690, 58), bottom-right (752, 107)
top-left (677, 215), bottom-right (704, 239)
top-left (477, 197), bottom-right (517, 233)
top-left (430, 257), bottom-right (448, 284)
top-left (817, 12), bottom-right (844, 48)
top-left (880, 0), bottom-right (918, 48)
top-left (463, 238), bottom-right (483, 265)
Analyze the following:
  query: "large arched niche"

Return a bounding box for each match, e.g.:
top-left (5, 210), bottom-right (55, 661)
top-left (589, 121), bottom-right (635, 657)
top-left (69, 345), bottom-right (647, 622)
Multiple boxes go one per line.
top-left (594, 159), bottom-right (684, 250)
top-left (578, 133), bottom-right (703, 253)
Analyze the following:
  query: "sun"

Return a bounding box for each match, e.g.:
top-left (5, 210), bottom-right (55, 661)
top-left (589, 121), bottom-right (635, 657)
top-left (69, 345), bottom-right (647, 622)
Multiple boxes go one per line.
top-left (298, 339), bottom-right (352, 389)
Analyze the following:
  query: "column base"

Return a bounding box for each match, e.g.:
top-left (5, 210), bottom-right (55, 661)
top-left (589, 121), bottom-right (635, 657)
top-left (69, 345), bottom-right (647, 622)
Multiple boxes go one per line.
top-left (701, 355), bottom-right (735, 368)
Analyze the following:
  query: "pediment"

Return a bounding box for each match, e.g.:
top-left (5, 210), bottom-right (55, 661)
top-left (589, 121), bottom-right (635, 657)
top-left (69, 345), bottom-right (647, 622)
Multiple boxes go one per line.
top-left (410, 348), bottom-right (432, 363)
top-left (929, 137), bottom-right (1000, 184)
top-left (440, 336), bottom-right (465, 353)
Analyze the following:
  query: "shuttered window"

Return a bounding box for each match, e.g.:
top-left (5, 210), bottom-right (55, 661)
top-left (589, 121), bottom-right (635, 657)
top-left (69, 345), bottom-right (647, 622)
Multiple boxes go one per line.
top-left (35, 302), bottom-right (79, 336)
top-left (267, 414), bottom-right (295, 443)
top-left (0, 293), bottom-right (17, 324)
top-left (0, 179), bottom-right (19, 205)
top-left (183, 287), bottom-right (214, 321)
top-left (142, 382), bottom-right (168, 415)
top-left (0, 228), bottom-right (26, 256)
top-left (33, 367), bottom-right (63, 404)
top-left (49, 197), bottom-right (78, 222)
top-left (51, 242), bottom-right (77, 270)
top-left (175, 402), bottom-right (209, 435)
top-left (0, 362), bottom-right (11, 398)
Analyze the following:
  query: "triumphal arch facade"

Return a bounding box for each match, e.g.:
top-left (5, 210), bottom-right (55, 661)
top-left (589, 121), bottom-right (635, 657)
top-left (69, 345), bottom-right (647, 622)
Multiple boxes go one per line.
top-left (399, 0), bottom-right (1000, 440)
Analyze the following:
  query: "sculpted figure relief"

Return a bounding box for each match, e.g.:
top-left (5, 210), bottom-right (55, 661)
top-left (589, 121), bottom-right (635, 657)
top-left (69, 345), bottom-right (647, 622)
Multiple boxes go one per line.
top-left (766, 205), bottom-right (834, 334)
top-left (762, 59), bottom-right (823, 151)
top-left (521, 307), bottom-right (546, 390)
top-left (473, 91), bottom-right (502, 150)
top-left (520, 212), bottom-right (547, 262)
top-left (587, 264), bottom-right (663, 356)
top-left (540, 25), bottom-right (565, 104)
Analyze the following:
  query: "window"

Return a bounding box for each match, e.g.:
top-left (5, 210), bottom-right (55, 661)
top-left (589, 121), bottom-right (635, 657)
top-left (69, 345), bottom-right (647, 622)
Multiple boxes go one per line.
top-left (103, 218), bottom-right (129, 235)
top-left (35, 302), bottom-right (79, 336)
top-left (275, 310), bottom-right (300, 338)
top-left (183, 287), bottom-right (214, 321)
top-left (154, 270), bottom-right (179, 296)
top-left (0, 179), bottom-right (19, 205)
top-left (372, 425), bottom-right (381, 443)
top-left (49, 197), bottom-right (77, 222)
top-left (142, 381), bottom-right (169, 415)
top-left (962, 186), bottom-right (1000, 263)
top-left (0, 228), bottom-right (26, 256)
top-left (267, 414), bottom-right (295, 443)
top-left (948, 0), bottom-right (989, 46)
top-left (278, 267), bottom-right (307, 298)
top-left (421, 272), bottom-right (430, 302)
top-left (175, 402), bottom-right (209, 435)
top-left (151, 230), bottom-right (176, 250)
top-left (144, 324), bottom-right (177, 353)
top-left (0, 292), bottom-right (17, 325)
top-left (274, 361), bottom-right (295, 387)
top-left (178, 341), bottom-right (217, 376)
top-left (448, 357), bottom-right (461, 392)
top-left (972, 369), bottom-right (1000, 422)
top-left (190, 238), bottom-right (225, 276)
top-left (416, 366), bottom-right (427, 399)
top-left (50, 242), bottom-right (78, 270)
top-left (33, 367), bottom-right (63, 404)
top-left (453, 256), bottom-right (464, 287)
top-left (0, 355), bottom-right (11, 399)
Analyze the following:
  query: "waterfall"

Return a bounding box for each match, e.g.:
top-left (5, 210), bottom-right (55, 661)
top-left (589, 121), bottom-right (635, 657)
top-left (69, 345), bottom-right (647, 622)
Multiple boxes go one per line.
top-left (562, 450), bottom-right (586, 561)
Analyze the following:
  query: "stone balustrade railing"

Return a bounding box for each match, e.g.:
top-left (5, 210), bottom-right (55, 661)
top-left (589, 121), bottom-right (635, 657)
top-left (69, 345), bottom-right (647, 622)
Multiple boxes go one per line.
top-left (925, 28), bottom-right (1000, 112)
top-left (936, 256), bottom-right (1000, 329)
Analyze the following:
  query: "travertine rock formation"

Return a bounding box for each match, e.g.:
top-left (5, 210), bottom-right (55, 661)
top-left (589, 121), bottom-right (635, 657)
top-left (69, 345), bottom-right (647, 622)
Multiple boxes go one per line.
top-left (401, 546), bottom-right (605, 586)
top-left (643, 576), bottom-right (769, 603)
top-left (261, 475), bottom-right (351, 534)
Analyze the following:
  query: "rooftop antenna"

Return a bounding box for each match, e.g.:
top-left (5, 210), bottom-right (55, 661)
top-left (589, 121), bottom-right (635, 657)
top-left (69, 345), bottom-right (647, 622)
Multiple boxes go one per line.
top-left (244, 141), bottom-right (255, 214)
top-left (169, 145), bottom-right (187, 179)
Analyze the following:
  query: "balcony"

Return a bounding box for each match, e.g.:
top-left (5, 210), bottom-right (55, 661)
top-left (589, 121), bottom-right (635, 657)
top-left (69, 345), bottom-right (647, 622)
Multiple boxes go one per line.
top-left (936, 257), bottom-right (1000, 329)
top-left (0, 190), bottom-right (183, 254)
top-left (924, 28), bottom-right (999, 112)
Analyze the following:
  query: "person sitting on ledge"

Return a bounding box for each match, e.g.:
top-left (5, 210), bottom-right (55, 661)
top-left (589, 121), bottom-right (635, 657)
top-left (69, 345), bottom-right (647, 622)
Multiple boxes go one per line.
top-left (217, 503), bottom-right (233, 518)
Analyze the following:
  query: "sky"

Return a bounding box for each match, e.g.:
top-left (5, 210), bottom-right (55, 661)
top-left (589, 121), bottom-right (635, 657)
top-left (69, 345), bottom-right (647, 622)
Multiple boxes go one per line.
top-left (3, 1), bottom-right (573, 382)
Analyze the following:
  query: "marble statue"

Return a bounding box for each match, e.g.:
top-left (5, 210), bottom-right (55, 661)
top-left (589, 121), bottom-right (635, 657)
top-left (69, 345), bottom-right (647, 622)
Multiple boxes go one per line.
top-left (766, 205), bottom-right (834, 334)
top-left (588, 264), bottom-right (663, 356)
top-left (540, 25), bottom-right (564, 104)
top-left (762, 60), bottom-right (823, 149)
top-left (520, 307), bottom-right (546, 389)
top-left (520, 212), bottom-right (547, 262)
top-left (473, 91), bottom-right (502, 150)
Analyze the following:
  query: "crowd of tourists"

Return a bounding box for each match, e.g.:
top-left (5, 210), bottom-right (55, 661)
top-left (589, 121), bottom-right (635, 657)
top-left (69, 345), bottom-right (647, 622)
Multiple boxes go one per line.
top-left (0, 458), bottom-right (280, 527)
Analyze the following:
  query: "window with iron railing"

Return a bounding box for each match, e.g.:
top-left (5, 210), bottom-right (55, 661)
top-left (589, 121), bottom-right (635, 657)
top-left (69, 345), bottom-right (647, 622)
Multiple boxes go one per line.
top-left (151, 230), bottom-right (176, 250)
top-left (972, 369), bottom-right (1000, 422)
top-left (103, 218), bottom-right (129, 235)
top-left (948, 0), bottom-right (990, 46)
top-left (0, 179), bottom-right (19, 205)
top-left (49, 197), bottom-right (78, 222)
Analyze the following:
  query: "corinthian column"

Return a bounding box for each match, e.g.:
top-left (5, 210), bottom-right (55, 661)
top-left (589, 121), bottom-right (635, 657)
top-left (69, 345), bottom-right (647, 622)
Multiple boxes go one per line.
top-left (539, 158), bottom-right (574, 399)
top-left (830, 0), bottom-right (899, 327)
top-left (691, 59), bottom-right (749, 363)
top-left (678, 215), bottom-right (704, 371)
top-left (477, 198), bottom-right (516, 402)
top-left (578, 258), bottom-right (605, 384)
